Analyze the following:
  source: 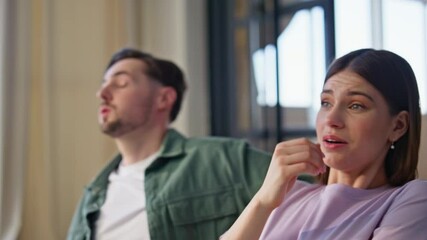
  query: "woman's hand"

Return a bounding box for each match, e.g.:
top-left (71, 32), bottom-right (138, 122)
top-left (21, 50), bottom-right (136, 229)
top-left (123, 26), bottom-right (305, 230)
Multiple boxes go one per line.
top-left (221, 138), bottom-right (325, 240)
top-left (255, 138), bottom-right (325, 211)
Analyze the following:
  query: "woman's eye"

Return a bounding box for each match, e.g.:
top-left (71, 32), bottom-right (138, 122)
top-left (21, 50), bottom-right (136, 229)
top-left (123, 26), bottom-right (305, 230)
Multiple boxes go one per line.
top-left (321, 101), bottom-right (331, 108)
top-left (349, 103), bottom-right (364, 110)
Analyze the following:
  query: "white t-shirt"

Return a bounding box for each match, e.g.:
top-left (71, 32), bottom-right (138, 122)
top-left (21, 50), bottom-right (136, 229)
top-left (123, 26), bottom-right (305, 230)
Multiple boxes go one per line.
top-left (95, 152), bottom-right (159, 240)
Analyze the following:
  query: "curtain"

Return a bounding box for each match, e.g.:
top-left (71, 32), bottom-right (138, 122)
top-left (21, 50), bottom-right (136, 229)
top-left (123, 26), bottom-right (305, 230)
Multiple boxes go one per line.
top-left (0, 0), bottom-right (30, 239)
top-left (18, 1), bottom-right (126, 239)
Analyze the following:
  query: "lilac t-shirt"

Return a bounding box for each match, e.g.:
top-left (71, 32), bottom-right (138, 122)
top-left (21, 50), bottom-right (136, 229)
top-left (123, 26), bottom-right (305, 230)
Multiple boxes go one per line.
top-left (260, 180), bottom-right (427, 240)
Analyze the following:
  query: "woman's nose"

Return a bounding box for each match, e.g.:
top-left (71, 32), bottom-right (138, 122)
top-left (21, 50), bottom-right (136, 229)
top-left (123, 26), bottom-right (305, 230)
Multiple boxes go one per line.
top-left (324, 106), bottom-right (345, 129)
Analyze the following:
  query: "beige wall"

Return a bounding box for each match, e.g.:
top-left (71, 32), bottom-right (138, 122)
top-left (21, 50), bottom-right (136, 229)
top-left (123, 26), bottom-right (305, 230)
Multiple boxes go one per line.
top-left (20, 1), bottom-right (124, 239)
top-left (138, 0), bottom-right (209, 137)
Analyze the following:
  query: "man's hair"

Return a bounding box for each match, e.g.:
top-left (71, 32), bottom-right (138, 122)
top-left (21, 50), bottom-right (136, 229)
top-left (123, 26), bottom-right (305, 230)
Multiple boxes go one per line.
top-left (319, 48), bottom-right (421, 187)
top-left (106, 48), bottom-right (187, 122)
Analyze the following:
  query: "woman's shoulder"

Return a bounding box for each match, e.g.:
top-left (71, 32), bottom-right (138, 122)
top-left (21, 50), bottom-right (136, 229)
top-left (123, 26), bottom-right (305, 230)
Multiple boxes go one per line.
top-left (400, 179), bottom-right (427, 191)
top-left (375, 179), bottom-right (427, 238)
top-left (392, 179), bottom-right (427, 203)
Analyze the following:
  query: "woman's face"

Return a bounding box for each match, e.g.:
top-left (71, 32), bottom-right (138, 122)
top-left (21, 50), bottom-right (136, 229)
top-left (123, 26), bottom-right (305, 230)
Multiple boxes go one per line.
top-left (316, 70), bottom-right (402, 178)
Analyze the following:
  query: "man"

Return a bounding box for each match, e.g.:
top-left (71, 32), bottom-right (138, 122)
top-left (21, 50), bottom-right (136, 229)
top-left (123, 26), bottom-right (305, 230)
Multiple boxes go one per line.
top-left (67, 48), bottom-right (272, 240)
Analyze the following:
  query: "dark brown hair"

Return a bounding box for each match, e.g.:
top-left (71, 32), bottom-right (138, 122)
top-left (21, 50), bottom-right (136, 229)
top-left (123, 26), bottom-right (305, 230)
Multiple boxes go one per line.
top-left (319, 49), bottom-right (421, 186)
top-left (106, 48), bottom-right (187, 122)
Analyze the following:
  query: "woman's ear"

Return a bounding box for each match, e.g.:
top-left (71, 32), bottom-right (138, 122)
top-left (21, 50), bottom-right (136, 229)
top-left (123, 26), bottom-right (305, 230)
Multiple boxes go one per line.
top-left (389, 111), bottom-right (409, 142)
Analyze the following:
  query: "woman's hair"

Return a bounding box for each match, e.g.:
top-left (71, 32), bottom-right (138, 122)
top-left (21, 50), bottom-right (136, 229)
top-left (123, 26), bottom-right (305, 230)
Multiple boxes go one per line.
top-left (319, 49), bottom-right (421, 186)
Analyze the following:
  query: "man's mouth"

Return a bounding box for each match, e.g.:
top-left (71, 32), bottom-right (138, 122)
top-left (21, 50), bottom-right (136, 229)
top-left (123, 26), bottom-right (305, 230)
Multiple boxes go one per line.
top-left (99, 106), bottom-right (111, 118)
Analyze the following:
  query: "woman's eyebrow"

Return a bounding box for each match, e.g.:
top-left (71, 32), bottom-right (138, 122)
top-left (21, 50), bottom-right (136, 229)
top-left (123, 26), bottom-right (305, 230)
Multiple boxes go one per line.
top-left (347, 90), bottom-right (374, 102)
top-left (321, 89), bottom-right (333, 95)
top-left (320, 89), bottom-right (374, 102)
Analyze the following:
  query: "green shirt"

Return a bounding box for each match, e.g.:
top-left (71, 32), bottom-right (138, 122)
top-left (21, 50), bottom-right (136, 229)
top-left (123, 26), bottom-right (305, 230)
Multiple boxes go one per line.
top-left (67, 129), bottom-right (272, 240)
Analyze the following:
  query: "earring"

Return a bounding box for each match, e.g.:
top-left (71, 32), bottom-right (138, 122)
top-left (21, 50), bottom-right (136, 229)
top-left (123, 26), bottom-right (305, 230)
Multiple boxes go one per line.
top-left (390, 142), bottom-right (395, 150)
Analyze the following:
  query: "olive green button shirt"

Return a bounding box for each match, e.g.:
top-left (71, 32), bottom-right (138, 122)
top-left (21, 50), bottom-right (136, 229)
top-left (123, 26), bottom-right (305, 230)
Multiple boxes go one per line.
top-left (67, 129), bottom-right (272, 240)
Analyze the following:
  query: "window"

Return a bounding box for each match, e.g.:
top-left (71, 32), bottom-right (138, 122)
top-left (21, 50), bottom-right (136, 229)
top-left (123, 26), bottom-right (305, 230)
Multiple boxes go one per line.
top-left (335, 0), bottom-right (427, 113)
top-left (253, 7), bottom-right (326, 129)
top-left (208, 0), bottom-right (426, 151)
top-left (209, 0), bottom-right (334, 150)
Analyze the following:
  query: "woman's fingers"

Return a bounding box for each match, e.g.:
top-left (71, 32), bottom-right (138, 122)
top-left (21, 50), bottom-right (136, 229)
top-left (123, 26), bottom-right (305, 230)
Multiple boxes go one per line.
top-left (273, 152), bottom-right (321, 176)
top-left (257, 138), bottom-right (326, 210)
top-left (273, 138), bottom-right (325, 172)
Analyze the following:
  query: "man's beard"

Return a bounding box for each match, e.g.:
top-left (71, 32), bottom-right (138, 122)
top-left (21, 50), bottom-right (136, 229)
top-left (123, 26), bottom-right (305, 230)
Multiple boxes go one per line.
top-left (100, 103), bottom-right (153, 138)
top-left (101, 119), bottom-right (126, 137)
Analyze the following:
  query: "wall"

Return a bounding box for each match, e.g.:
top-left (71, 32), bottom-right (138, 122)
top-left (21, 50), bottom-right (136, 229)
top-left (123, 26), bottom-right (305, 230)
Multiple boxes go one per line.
top-left (138, 0), bottom-right (209, 137)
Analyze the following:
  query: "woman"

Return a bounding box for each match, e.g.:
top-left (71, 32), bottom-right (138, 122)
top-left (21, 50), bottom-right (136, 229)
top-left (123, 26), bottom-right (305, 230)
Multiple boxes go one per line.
top-left (222, 49), bottom-right (427, 239)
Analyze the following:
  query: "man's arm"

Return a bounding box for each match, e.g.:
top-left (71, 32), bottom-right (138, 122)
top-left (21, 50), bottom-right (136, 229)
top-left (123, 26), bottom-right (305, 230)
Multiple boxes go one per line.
top-left (67, 193), bottom-right (87, 240)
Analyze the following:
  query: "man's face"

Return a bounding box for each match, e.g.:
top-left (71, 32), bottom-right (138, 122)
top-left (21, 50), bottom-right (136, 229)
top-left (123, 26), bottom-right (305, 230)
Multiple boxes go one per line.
top-left (96, 59), bottom-right (162, 137)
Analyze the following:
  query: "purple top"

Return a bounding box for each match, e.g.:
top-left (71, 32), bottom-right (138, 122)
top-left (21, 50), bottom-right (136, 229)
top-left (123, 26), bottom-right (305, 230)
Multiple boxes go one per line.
top-left (260, 179), bottom-right (427, 239)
